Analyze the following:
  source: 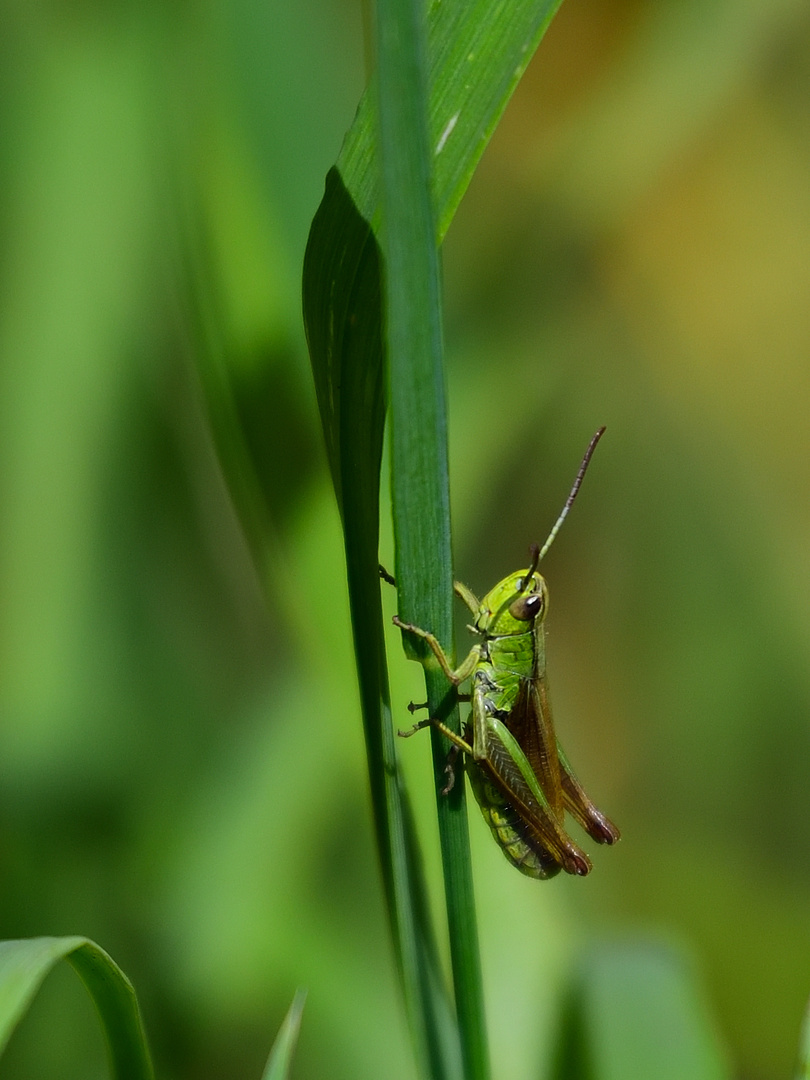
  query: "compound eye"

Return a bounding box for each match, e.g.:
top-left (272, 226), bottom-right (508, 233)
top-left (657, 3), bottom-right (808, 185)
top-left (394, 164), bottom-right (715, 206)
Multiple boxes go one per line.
top-left (509, 593), bottom-right (544, 621)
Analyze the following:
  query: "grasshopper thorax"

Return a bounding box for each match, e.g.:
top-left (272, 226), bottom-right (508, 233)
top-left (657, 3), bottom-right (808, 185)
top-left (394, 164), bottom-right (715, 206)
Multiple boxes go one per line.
top-left (475, 570), bottom-right (549, 638)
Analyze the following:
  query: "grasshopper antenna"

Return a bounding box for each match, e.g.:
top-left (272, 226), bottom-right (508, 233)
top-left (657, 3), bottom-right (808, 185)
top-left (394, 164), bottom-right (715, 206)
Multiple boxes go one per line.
top-left (537, 427), bottom-right (606, 563)
top-left (517, 542), bottom-right (542, 597)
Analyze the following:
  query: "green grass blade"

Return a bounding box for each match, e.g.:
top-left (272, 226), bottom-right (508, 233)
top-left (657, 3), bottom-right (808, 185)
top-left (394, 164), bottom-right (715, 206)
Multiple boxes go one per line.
top-left (796, 992), bottom-right (810, 1080)
top-left (551, 942), bottom-right (731, 1080)
top-left (304, 177), bottom-right (458, 1080)
top-left (261, 989), bottom-right (307, 1080)
top-left (306, 0), bottom-right (565, 506)
top-left (375, 0), bottom-right (487, 1077)
top-left (303, 1), bottom-right (569, 1077)
top-left (0, 936), bottom-right (154, 1080)
top-left (341, 0), bottom-right (565, 237)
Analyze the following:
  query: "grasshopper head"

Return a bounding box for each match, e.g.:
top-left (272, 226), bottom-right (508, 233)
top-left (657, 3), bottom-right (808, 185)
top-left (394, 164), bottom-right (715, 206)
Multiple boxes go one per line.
top-left (476, 568), bottom-right (549, 637)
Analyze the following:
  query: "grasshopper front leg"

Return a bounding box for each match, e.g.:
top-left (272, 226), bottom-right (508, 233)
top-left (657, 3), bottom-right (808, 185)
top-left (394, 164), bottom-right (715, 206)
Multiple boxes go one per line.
top-left (393, 614), bottom-right (478, 797)
top-left (392, 615), bottom-right (480, 684)
top-left (380, 565), bottom-right (479, 617)
top-left (453, 581), bottom-right (480, 615)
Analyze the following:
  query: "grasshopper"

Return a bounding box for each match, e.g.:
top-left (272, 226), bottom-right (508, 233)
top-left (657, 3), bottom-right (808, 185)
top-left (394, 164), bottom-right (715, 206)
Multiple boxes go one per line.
top-left (392, 428), bottom-right (619, 878)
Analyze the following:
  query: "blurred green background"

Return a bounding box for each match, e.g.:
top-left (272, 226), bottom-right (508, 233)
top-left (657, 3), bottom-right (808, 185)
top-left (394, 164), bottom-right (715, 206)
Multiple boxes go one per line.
top-left (1, 0), bottom-right (809, 1077)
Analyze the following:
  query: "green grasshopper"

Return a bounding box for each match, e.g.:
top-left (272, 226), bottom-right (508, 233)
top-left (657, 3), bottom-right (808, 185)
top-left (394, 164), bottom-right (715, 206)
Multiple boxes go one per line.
top-left (392, 428), bottom-right (619, 878)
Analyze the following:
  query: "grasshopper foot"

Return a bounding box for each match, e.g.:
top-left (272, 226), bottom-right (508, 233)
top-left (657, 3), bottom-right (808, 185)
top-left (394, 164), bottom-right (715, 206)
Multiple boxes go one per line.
top-left (407, 700), bottom-right (429, 714)
top-left (398, 719), bottom-right (432, 738)
top-left (379, 564), bottom-right (396, 586)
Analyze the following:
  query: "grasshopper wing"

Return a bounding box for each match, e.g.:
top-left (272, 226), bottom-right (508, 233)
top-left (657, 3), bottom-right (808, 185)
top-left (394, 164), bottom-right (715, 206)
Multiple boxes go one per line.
top-left (509, 677), bottom-right (620, 847)
top-left (506, 676), bottom-right (564, 819)
top-left (480, 716), bottom-right (591, 876)
top-left (556, 742), bottom-right (621, 845)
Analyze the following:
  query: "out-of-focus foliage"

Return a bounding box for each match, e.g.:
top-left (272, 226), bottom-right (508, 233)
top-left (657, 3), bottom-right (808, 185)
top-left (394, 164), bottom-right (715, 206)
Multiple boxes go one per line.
top-left (0, 937), bottom-right (153, 1079)
top-left (551, 942), bottom-right (730, 1080)
top-left (0, 0), bottom-right (808, 1078)
top-left (262, 990), bottom-right (307, 1080)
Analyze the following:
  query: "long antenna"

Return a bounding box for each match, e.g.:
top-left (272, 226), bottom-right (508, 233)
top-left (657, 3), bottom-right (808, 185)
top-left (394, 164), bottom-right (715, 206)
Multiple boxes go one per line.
top-left (537, 426), bottom-right (606, 563)
top-left (516, 542), bottom-right (541, 596)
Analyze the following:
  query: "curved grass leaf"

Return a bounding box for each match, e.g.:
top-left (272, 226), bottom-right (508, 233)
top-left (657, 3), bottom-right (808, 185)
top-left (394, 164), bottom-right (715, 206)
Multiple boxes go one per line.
top-left (303, 1), bottom-right (567, 1077)
top-left (261, 989), bottom-right (307, 1080)
top-left (0, 936), bottom-right (153, 1080)
top-left (306, 170), bottom-right (457, 1080)
top-left (341, 0), bottom-right (566, 236)
top-left (375, 0), bottom-right (487, 1075)
top-left (304, 0), bottom-right (570, 1075)
top-left (306, 0), bottom-right (565, 508)
top-left (551, 942), bottom-right (731, 1080)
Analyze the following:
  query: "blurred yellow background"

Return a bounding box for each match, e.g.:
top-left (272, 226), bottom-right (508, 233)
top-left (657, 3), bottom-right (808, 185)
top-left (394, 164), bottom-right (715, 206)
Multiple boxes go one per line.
top-left (0, 1), bottom-right (809, 1078)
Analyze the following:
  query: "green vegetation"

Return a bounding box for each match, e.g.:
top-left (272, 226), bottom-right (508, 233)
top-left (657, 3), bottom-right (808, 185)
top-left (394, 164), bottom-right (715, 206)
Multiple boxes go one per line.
top-left (0, 0), bottom-right (809, 1077)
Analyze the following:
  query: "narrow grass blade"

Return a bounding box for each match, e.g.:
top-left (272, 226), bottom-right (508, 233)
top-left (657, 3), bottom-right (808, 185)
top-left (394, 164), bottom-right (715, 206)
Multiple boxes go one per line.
top-left (0, 936), bottom-right (153, 1080)
top-left (261, 989), bottom-right (307, 1080)
top-left (375, 0), bottom-right (488, 1076)
top-left (796, 992), bottom-right (810, 1080)
top-left (342, 0), bottom-right (565, 235)
top-left (303, 2), bottom-right (569, 1078)
top-left (304, 174), bottom-right (458, 1079)
top-left (551, 942), bottom-right (731, 1080)
top-left (306, 0), bottom-right (565, 504)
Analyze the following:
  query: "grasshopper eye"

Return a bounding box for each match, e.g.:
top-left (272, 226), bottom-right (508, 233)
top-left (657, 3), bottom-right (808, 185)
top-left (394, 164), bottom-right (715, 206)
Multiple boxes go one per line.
top-left (509, 593), bottom-right (543, 621)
